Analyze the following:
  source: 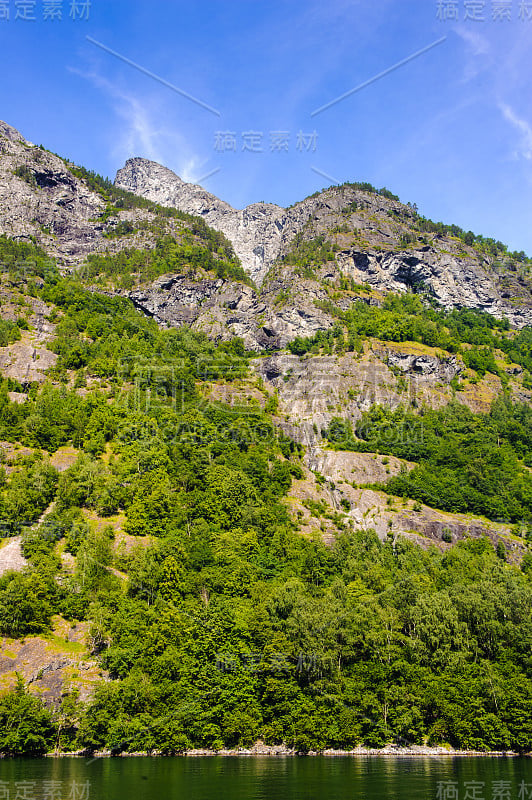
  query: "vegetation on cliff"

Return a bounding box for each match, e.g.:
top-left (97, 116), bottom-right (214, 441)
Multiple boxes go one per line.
top-left (0, 215), bottom-right (532, 756)
top-left (324, 399), bottom-right (532, 523)
top-left (289, 293), bottom-right (532, 381)
top-left (70, 166), bottom-right (250, 287)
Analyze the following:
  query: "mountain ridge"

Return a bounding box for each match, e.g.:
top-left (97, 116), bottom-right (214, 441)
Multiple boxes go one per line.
top-left (116, 156), bottom-right (286, 286)
top-left (115, 154), bottom-right (532, 333)
top-left (1, 119), bottom-right (531, 348)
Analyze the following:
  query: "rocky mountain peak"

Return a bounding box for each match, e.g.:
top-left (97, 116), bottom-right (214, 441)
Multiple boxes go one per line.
top-left (116, 156), bottom-right (532, 330)
top-left (116, 157), bottom-right (286, 286)
top-left (0, 120), bottom-right (27, 144)
top-left (1, 119), bottom-right (531, 352)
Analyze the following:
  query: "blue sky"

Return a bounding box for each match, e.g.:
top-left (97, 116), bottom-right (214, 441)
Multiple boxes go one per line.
top-left (1, 0), bottom-right (532, 253)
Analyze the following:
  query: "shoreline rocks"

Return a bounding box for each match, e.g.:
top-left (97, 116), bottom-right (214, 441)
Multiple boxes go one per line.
top-left (46, 744), bottom-right (528, 758)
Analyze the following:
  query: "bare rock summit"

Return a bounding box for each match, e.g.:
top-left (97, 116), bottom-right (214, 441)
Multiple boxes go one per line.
top-left (116, 157), bottom-right (285, 286)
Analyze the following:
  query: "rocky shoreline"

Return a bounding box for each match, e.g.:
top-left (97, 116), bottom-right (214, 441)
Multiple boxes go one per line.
top-left (46, 743), bottom-right (528, 758)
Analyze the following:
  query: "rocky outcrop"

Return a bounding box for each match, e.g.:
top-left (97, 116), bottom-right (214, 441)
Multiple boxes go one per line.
top-left (382, 349), bottom-right (463, 381)
top-left (0, 618), bottom-right (107, 706)
top-left (116, 156), bottom-right (532, 329)
top-left (0, 122), bottom-right (106, 267)
top-left (0, 121), bottom-right (207, 272)
top-left (336, 249), bottom-right (532, 328)
top-left (116, 157), bottom-right (286, 286)
top-left (1, 120), bottom-right (531, 351)
top-left (0, 339), bottom-right (57, 385)
top-left (252, 348), bottom-right (464, 441)
top-left (127, 272), bottom-right (333, 350)
top-left (116, 158), bottom-right (422, 289)
top-left (0, 537), bottom-right (27, 577)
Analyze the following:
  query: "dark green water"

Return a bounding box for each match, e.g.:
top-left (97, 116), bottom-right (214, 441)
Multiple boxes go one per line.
top-left (1, 756), bottom-right (531, 800)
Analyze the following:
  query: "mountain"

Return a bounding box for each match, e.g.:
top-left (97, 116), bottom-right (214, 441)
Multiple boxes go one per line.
top-left (0, 118), bottom-right (531, 542)
top-left (116, 155), bottom-right (532, 331)
top-left (2, 119), bottom-right (531, 352)
top-left (1, 120), bottom-right (532, 755)
top-left (0, 120), bottom-right (106, 267)
top-left (116, 157), bottom-right (284, 287)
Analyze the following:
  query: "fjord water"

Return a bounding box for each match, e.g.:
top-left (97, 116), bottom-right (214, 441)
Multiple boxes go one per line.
top-left (1, 756), bottom-right (532, 800)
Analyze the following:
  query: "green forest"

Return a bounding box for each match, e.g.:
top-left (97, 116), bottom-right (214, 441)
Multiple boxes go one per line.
top-left (289, 293), bottom-right (532, 380)
top-left (324, 400), bottom-right (532, 523)
top-left (1, 233), bottom-right (532, 757)
top-left (84, 235), bottom-right (250, 289)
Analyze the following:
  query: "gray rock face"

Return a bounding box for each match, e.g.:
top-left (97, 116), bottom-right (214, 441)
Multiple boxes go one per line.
top-left (251, 347), bottom-right (468, 456)
top-left (0, 122), bottom-right (106, 267)
top-left (116, 158), bottom-right (286, 286)
top-left (127, 272), bottom-right (333, 351)
top-left (116, 157), bottom-right (532, 330)
top-left (0, 121), bottom-right (27, 144)
top-left (1, 120), bottom-right (531, 356)
top-left (336, 249), bottom-right (532, 329)
top-left (384, 349), bottom-right (463, 380)
top-left (116, 158), bottom-right (417, 289)
top-left (0, 121), bottom-right (190, 271)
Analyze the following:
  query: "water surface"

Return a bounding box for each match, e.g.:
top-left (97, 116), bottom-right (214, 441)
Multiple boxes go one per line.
top-left (1, 755), bottom-right (530, 800)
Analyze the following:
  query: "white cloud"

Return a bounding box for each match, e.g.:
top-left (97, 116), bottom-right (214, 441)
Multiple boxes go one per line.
top-left (454, 26), bottom-right (492, 83)
top-left (455, 26), bottom-right (491, 57)
top-left (69, 67), bottom-right (165, 162)
top-left (115, 96), bottom-right (165, 163)
top-left (500, 103), bottom-right (532, 161)
top-left (179, 158), bottom-right (202, 184)
top-left (68, 66), bottom-right (210, 180)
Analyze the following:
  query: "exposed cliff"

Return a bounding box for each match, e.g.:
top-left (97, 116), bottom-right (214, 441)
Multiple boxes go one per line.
top-left (116, 156), bottom-right (532, 332)
top-left (116, 157), bottom-right (285, 287)
top-left (1, 120), bottom-right (532, 741)
top-left (0, 120), bottom-right (105, 267)
top-left (1, 120), bottom-right (531, 352)
top-left (0, 121), bottom-right (239, 282)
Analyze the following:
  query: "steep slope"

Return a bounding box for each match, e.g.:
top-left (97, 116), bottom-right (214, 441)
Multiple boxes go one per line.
top-left (1, 126), bottom-right (532, 753)
top-left (1, 119), bottom-right (532, 535)
top-left (2, 119), bottom-right (531, 354)
top-left (115, 157), bottom-right (285, 286)
top-left (0, 120), bottom-right (244, 287)
top-left (116, 157), bottom-right (532, 330)
top-left (0, 120), bottom-right (105, 267)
